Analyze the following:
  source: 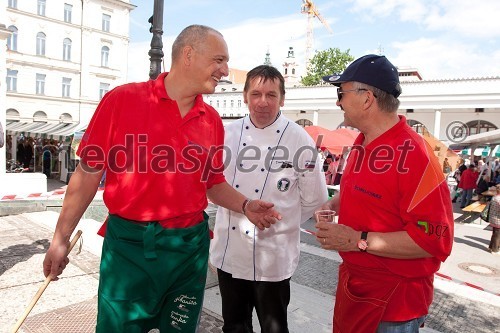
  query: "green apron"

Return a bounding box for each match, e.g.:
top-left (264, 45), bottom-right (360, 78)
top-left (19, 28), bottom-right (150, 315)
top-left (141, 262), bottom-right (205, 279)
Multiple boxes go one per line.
top-left (96, 213), bottom-right (210, 333)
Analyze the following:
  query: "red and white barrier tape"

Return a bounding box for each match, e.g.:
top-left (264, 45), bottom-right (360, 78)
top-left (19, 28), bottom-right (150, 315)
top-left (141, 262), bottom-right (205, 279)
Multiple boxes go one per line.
top-left (1, 187), bottom-right (104, 201)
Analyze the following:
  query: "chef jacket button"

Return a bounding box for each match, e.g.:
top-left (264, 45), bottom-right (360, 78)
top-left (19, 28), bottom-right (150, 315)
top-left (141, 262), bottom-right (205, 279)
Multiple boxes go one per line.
top-left (235, 185), bottom-right (239, 188)
top-left (246, 126), bottom-right (249, 129)
top-left (261, 168), bottom-right (265, 172)
top-left (232, 226), bottom-right (236, 230)
top-left (243, 143), bottom-right (247, 146)
top-left (268, 147), bottom-right (272, 150)
top-left (255, 189), bottom-right (259, 193)
top-left (246, 230), bottom-right (250, 234)
top-left (240, 163), bottom-right (243, 167)
top-left (277, 130), bottom-right (280, 133)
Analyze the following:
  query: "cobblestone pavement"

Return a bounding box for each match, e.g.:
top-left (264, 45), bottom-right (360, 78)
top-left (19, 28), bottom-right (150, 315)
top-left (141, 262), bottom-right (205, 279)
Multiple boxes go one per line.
top-left (1, 212), bottom-right (499, 333)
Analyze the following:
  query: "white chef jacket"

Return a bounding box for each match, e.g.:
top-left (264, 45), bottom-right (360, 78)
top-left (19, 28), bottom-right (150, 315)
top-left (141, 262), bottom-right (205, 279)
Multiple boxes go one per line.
top-left (210, 114), bottom-right (328, 281)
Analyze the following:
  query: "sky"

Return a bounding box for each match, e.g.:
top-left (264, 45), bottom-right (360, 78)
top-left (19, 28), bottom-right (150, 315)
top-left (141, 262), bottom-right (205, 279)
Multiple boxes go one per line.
top-left (126, 0), bottom-right (500, 83)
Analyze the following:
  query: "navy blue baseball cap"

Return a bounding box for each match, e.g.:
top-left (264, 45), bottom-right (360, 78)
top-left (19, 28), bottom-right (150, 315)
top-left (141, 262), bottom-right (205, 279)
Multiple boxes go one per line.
top-left (323, 54), bottom-right (402, 98)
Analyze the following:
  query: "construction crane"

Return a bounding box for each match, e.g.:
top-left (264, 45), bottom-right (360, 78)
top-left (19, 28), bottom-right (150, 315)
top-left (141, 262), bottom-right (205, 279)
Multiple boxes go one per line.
top-left (301, 0), bottom-right (333, 69)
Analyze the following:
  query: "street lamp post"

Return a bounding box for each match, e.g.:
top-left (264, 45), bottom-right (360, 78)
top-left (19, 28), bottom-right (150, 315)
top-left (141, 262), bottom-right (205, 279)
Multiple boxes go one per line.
top-left (148, 0), bottom-right (164, 80)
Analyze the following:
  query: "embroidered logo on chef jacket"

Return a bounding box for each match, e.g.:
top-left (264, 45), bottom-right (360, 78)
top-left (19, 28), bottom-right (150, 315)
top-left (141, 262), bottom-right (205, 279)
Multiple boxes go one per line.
top-left (277, 178), bottom-right (291, 192)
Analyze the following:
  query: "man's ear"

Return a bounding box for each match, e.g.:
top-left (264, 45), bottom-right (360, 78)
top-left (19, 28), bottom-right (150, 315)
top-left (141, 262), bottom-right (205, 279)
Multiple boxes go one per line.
top-left (183, 46), bottom-right (193, 65)
top-left (363, 90), bottom-right (376, 110)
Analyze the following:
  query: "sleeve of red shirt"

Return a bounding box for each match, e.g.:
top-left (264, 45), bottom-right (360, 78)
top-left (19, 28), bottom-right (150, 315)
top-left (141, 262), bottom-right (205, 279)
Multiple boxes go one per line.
top-left (76, 88), bottom-right (118, 169)
top-left (205, 111), bottom-right (226, 189)
top-left (400, 139), bottom-right (454, 262)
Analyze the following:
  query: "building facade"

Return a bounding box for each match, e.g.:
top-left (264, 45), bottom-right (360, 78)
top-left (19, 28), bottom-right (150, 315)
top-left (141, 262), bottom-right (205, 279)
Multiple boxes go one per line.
top-left (206, 69), bottom-right (500, 146)
top-left (4, 0), bottom-right (134, 135)
top-left (1, 0), bottom-right (134, 193)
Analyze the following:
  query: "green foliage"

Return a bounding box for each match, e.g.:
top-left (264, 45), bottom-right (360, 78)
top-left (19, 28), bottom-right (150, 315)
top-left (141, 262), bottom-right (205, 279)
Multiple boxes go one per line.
top-left (301, 48), bottom-right (355, 86)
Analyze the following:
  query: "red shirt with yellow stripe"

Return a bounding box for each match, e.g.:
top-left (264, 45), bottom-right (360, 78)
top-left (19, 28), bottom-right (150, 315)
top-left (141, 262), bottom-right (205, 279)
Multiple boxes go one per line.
top-left (338, 115), bottom-right (454, 321)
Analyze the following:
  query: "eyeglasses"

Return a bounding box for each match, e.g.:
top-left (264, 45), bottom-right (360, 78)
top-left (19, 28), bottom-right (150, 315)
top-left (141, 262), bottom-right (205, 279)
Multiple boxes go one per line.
top-left (336, 88), bottom-right (377, 101)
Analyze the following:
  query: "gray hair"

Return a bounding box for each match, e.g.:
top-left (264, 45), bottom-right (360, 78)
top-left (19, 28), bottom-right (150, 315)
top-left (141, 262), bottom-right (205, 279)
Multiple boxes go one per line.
top-left (353, 82), bottom-right (400, 113)
top-left (171, 25), bottom-right (223, 63)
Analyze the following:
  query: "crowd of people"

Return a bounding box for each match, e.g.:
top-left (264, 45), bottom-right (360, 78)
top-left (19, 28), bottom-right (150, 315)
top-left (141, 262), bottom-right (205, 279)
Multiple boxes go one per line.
top-left (4, 135), bottom-right (64, 177)
top-left (452, 158), bottom-right (500, 207)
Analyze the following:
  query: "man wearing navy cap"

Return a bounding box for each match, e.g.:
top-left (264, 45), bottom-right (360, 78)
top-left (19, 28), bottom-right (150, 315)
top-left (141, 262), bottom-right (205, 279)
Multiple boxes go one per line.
top-left (315, 55), bottom-right (454, 332)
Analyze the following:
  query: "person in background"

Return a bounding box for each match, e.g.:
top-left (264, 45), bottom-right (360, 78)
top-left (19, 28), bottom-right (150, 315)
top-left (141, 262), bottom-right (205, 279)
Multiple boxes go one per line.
top-left (42, 25), bottom-right (281, 333)
top-left (323, 154), bottom-right (333, 184)
top-left (477, 174), bottom-right (494, 203)
top-left (0, 121), bottom-right (4, 148)
top-left (210, 65), bottom-right (327, 333)
top-left (487, 185), bottom-right (500, 254)
top-left (317, 54), bottom-right (454, 332)
top-left (458, 164), bottom-right (479, 208)
top-left (443, 157), bottom-right (451, 175)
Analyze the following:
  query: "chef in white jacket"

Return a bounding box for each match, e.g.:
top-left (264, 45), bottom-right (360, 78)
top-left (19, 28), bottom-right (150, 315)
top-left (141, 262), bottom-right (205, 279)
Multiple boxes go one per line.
top-left (210, 65), bottom-right (328, 333)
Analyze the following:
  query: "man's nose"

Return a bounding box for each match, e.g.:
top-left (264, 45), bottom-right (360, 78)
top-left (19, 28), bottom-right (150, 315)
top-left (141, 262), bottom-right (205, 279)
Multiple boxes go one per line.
top-left (220, 62), bottom-right (229, 77)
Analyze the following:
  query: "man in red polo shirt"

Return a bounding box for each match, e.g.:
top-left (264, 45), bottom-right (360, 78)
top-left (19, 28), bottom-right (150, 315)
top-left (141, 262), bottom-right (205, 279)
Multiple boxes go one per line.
top-left (42, 25), bottom-right (281, 333)
top-left (316, 55), bottom-right (454, 332)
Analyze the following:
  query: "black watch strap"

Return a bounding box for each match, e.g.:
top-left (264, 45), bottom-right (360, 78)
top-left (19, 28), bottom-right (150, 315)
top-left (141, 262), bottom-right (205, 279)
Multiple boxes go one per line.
top-left (358, 231), bottom-right (368, 252)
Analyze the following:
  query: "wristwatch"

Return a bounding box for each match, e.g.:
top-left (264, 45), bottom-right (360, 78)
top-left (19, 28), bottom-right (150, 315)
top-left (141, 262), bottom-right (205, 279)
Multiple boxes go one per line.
top-left (357, 231), bottom-right (368, 252)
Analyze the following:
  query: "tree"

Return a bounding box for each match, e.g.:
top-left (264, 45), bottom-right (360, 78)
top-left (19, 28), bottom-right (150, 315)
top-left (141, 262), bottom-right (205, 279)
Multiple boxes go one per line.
top-left (301, 48), bottom-right (355, 86)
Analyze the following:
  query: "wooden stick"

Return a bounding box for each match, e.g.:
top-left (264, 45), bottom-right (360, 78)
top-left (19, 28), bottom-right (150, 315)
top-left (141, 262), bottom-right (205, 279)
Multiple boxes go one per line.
top-left (10, 230), bottom-right (83, 333)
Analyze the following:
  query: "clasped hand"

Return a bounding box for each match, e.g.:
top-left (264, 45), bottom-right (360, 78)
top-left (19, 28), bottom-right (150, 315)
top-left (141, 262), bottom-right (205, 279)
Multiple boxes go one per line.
top-left (245, 199), bottom-right (282, 230)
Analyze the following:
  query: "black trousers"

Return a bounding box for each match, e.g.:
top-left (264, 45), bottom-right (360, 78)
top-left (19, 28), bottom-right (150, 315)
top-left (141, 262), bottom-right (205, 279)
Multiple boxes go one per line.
top-left (217, 269), bottom-right (290, 333)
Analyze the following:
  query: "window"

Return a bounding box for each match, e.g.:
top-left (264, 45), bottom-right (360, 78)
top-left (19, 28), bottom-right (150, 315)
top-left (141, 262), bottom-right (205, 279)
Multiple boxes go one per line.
top-left (7, 26), bottom-right (18, 51)
top-left (238, 100), bottom-right (241, 107)
top-left (99, 83), bottom-right (110, 99)
top-left (64, 4), bottom-right (73, 23)
top-left (284, 68), bottom-right (288, 75)
top-left (216, 100), bottom-right (219, 108)
top-left (223, 100), bottom-right (227, 108)
top-left (406, 119), bottom-right (427, 135)
top-left (37, 0), bottom-right (46, 16)
top-left (8, 0), bottom-right (17, 9)
top-left (36, 32), bottom-right (46, 56)
top-left (230, 100), bottom-right (234, 108)
top-left (7, 69), bottom-right (18, 91)
top-left (102, 14), bottom-right (111, 32)
top-left (466, 120), bottom-right (497, 135)
top-left (101, 46), bottom-right (109, 67)
top-left (63, 38), bottom-right (72, 61)
top-left (62, 77), bottom-right (71, 97)
top-left (36, 73), bottom-right (46, 95)
top-left (292, 68), bottom-right (296, 75)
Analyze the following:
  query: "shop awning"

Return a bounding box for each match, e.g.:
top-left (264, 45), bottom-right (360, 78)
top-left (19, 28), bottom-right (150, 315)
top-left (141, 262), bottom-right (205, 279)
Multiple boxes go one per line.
top-left (6, 120), bottom-right (86, 139)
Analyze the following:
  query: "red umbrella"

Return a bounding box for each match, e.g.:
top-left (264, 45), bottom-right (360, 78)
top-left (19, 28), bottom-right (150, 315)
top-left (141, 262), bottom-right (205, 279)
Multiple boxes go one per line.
top-left (304, 126), bottom-right (359, 155)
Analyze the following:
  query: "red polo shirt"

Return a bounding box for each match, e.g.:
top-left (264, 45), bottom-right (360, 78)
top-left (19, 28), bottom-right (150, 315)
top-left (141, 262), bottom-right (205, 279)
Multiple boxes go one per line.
top-left (338, 116), bottom-right (454, 321)
top-left (77, 72), bottom-right (226, 225)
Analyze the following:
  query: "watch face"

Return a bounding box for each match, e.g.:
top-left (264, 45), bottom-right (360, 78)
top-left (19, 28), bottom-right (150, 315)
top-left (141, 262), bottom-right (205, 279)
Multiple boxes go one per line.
top-left (357, 239), bottom-right (368, 252)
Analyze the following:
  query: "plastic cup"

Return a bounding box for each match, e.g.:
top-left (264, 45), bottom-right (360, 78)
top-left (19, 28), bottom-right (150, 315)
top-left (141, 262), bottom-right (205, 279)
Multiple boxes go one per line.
top-left (315, 210), bottom-right (336, 223)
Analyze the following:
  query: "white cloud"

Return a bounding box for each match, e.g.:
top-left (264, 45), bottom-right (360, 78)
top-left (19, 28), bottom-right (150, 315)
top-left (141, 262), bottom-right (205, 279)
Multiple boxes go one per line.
top-left (349, 0), bottom-right (500, 38)
top-left (221, 16), bottom-right (306, 71)
top-left (127, 15), bottom-right (310, 82)
top-left (392, 38), bottom-right (500, 79)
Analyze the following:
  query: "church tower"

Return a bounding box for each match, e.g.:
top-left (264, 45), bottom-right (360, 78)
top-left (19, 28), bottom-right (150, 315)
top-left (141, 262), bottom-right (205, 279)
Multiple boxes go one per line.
top-left (282, 46), bottom-right (299, 85)
top-left (264, 47), bottom-right (272, 66)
